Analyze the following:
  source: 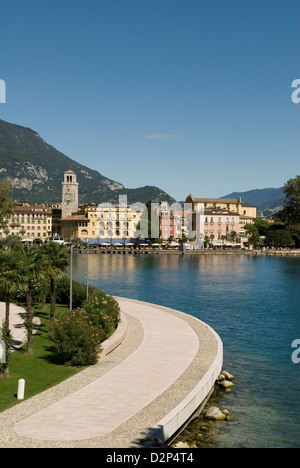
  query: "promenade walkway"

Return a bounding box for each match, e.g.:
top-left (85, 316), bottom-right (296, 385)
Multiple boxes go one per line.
top-left (0, 298), bottom-right (222, 448)
top-left (0, 303), bottom-right (40, 351)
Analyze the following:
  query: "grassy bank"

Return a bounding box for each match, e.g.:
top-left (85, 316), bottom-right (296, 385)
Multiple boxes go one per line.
top-left (0, 304), bottom-right (81, 413)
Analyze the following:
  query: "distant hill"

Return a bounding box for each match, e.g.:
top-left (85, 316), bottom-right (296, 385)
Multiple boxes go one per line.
top-left (222, 188), bottom-right (285, 217)
top-left (0, 119), bottom-right (176, 205)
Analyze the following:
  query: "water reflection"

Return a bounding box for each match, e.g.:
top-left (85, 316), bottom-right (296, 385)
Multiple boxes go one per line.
top-left (70, 253), bottom-right (300, 447)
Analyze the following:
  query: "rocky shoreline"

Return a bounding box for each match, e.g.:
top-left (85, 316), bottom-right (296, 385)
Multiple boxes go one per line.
top-left (172, 370), bottom-right (236, 449)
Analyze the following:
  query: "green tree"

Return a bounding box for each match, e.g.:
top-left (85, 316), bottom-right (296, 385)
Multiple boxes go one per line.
top-left (230, 231), bottom-right (237, 243)
top-left (0, 321), bottom-right (12, 378)
top-left (12, 244), bottom-right (44, 354)
top-left (278, 176), bottom-right (300, 225)
top-left (39, 242), bottom-right (70, 331)
top-left (266, 229), bottom-right (294, 248)
top-left (4, 234), bottom-right (21, 251)
top-left (254, 218), bottom-right (270, 237)
top-left (0, 251), bottom-right (23, 376)
top-left (287, 224), bottom-right (300, 248)
top-left (204, 235), bottom-right (210, 248)
top-left (244, 223), bottom-right (260, 248)
top-left (0, 178), bottom-right (14, 230)
top-left (71, 237), bottom-right (83, 248)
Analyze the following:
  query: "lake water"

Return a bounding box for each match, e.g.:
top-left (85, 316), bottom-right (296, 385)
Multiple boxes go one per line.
top-left (71, 253), bottom-right (300, 448)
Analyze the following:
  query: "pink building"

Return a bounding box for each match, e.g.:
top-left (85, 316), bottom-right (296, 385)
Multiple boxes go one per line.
top-left (200, 209), bottom-right (240, 241)
top-left (159, 202), bottom-right (182, 240)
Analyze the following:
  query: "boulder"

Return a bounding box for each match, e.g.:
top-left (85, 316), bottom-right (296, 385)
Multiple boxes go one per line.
top-left (205, 406), bottom-right (226, 421)
top-left (218, 380), bottom-right (235, 390)
top-left (221, 371), bottom-right (235, 381)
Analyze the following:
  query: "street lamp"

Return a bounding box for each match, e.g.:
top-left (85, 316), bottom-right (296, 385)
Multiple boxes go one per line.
top-left (70, 243), bottom-right (73, 311)
top-left (86, 238), bottom-right (90, 299)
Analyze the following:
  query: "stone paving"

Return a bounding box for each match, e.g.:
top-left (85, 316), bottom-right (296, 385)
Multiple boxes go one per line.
top-left (0, 298), bottom-right (220, 448)
top-left (0, 303), bottom-right (40, 350)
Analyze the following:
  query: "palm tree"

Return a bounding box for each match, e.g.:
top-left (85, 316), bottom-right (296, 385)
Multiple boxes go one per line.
top-left (204, 235), bottom-right (210, 248)
top-left (0, 250), bottom-right (23, 376)
top-left (231, 231), bottom-right (237, 244)
top-left (39, 242), bottom-right (69, 330)
top-left (12, 244), bottom-right (43, 354)
top-left (0, 251), bottom-right (22, 330)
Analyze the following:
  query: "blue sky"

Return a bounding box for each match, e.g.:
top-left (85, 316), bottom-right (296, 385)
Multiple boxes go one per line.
top-left (0, 0), bottom-right (299, 201)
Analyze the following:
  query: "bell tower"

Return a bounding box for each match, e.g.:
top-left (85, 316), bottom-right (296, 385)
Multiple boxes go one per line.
top-left (62, 170), bottom-right (79, 219)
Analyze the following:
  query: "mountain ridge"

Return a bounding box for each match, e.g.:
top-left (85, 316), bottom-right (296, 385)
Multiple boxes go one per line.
top-left (0, 119), bottom-right (176, 205)
top-left (222, 188), bottom-right (285, 217)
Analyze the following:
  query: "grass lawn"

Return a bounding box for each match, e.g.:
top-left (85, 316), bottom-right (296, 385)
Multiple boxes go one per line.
top-left (0, 304), bottom-right (81, 413)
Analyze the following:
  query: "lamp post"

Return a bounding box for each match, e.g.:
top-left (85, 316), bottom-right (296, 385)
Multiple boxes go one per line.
top-left (86, 238), bottom-right (90, 299)
top-left (70, 243), bottom-right (73, 311)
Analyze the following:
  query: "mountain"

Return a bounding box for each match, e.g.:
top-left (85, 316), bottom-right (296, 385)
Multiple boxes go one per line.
top-left (222, 188), bottom-right (285, 217)
top-left (0, 119), bottom-right (176, 205)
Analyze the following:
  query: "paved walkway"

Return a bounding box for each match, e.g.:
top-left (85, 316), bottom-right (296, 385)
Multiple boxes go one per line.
top-left (0, 303), bottom-right (40, 350)
top-left (0, 298), bottom-right (221, 448)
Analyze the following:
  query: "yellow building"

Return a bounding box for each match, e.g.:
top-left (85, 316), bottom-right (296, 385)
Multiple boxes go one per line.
top-left (96, 202), bottom-right (143, 241)
top-left (60, 215), bottom-right (91, 241)
top-left (0, 204), bottom-right (52, 242)
top-left (185, 195), bottom-right (257, 218)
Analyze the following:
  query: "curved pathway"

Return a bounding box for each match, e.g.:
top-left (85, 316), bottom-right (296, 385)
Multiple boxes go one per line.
top-left (0, 298), bottom-right (222, 447)
top-left (13, 299), bottom-right (199, 441)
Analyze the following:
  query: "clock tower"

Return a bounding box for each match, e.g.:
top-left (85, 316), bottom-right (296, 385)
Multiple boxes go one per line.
top-left (62, 170), bottom-right (79, 219)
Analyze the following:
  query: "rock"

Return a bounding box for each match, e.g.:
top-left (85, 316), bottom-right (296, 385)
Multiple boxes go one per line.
top-left (205, 406), bottom-right (226, 421)
top-left (218, 380), bottom-right (235, 390)
top-left (226, 416), bottom-right (235, 422)
top-left (199, 425), bottom-right (209, 432)
top-left (196, 433), bottom-right (203, 441)
top-left (173, 441), bottom-right (190, 448)
top-left (222, 409), bottom-right (230, 416)
top-left (221, 371), bottom-right (235, 381)
top-left (217, 374), bottom-right (226, 382)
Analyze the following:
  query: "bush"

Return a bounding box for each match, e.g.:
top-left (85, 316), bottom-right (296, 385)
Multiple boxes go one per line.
top-left (55, 276), bottom-right (97, 309)
top-left (0, 321), bottom-right (12, 375)
top-left (50, 309), bottom-right (103, 366)
top-left (50, 288), bottom-right (121, 367)
top-left (82, 289), bottom-right (121, 338)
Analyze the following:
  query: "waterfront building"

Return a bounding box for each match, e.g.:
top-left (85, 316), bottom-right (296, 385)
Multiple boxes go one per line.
top-left (201, 208), bottom-right (240, 243)
top-left (0, 203), bottom-right (52, 242)
top-left (158, 201), bottom-right (183, 240)
top-left (95, 200), bottom-right (143, 243)
top-left (185, 195), bottom-right (257, 219)
top-left (60, 214), bottom-right (90, 241)
top-left (50, 203), bottom-right (62, 236)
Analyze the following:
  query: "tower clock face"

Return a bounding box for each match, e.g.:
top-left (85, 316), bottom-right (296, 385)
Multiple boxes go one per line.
top-left (65, 195), bottom-right (72, 204)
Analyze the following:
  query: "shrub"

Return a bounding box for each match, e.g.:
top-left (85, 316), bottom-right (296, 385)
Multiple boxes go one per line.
top-left (55, 276), bottom-right (96, 309)
top-left (0, 321), bottom-right (12, 375)
top-left (82, 289), bottom-right (121, 338)
top-left (50, 288), bottom-right (121, 367)
top-left (50, 309), bottom-right (103, 366)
